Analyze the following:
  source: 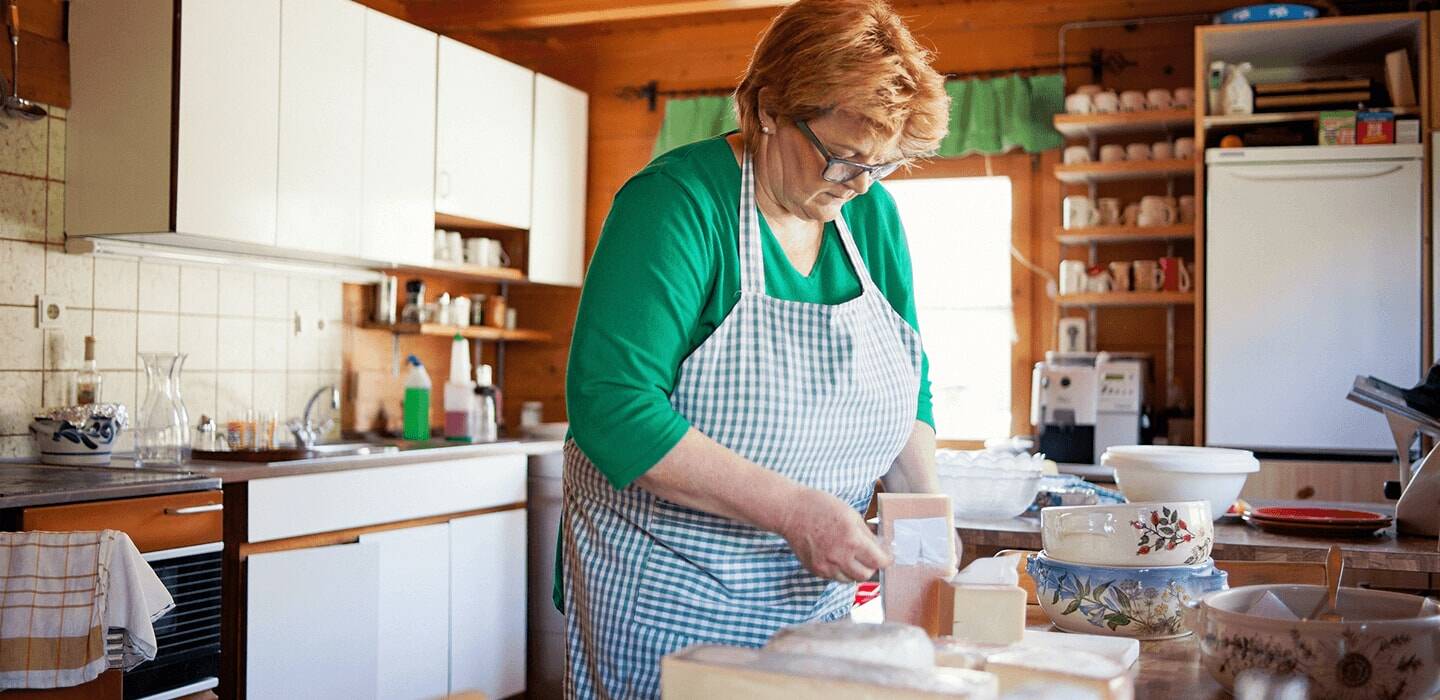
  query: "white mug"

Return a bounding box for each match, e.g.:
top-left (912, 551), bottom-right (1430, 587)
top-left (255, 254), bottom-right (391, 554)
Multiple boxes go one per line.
top-left (1126, 143), bottom-right (1151, 161)
top-left (447, 231), bottom-right (464, 264)
top-left (1096, 197), bottom-right (1122, 226)
top-left (1099, 144), bottom-right (1126, 163)
top-left (1063, 195), bottom-right (1098, 229)
top-left (1092, 91), bottom-right (1120, 114)
top-left (1120, 90), bottom-right (1147, 112)
top-left (1146, 88), bottom-right (1173, 110)
top-left (1173, 87), bottom-right (1195, 109)
top-left (1138, 195), bottom-right (1176, 227)
top-left (1087, 270), bottom-right (1112, 293)
top-left (1151, 141), bottom-right (1173, 160)
top-left (1064, 93), bottom-right (1094, 115)
top-left (1133, 259), bottom-right (1163, 291)
top-left (1063, 145), bottom-right (1092, 164)
top-left (1123, 203), bottom-right (1140, 226)
top-left (1175, 137), bottom-right (1196, 160)
top-left (1074, 84), bottom-right (1104, 96)
top-left (1178, 195), bottom-right (1196, 224)
top-left (1059, 260), bottom-right (1088, 296)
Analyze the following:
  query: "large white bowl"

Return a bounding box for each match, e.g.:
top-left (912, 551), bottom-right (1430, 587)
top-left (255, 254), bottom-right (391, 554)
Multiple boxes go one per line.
top-left (937, 464), bottom-right (1042, 520)
top-left (1194, 585), bottom-right (1440, 698)
top-left (1041, 501), bottom-right (1213, 567)
top-left (1102, 446), bottom-right (1258, 520)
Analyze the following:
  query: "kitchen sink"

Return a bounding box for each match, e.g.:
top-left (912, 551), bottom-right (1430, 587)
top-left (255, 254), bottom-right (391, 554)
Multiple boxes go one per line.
top-left (298, 442), bottom-right (401, 458)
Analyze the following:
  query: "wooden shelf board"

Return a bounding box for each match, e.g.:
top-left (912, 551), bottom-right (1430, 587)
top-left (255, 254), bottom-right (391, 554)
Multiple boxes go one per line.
top-left (1055, 225), bottom-right (1195, 245)
top-left (1058, 291), bottom-right (1195, 308)
top-left (392, 263), bottom-right (529, 285)
top-left (1203, 105), bottom-right (1419, 128)
top-left (1053, 109), bottom-right (1196, 138)
top-left (435, 212), bottom-right (526, 232)
top-left (361, 321), bottom-right (552, 343)
top-left (1053, 158), bottom-right (1196, 184)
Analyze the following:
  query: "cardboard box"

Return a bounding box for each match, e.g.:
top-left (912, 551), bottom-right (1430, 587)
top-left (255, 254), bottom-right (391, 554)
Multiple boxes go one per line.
top-left (1356, 110), bottom-right (1395, 144)
top-left (1318, 110), bottom-right (1356, 145)
top-left (1396, 118), bottom-right (1421, 144)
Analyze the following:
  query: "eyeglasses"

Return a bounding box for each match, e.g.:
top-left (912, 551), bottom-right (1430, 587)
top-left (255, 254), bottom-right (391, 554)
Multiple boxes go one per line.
top-left (793, 119), bottom-right (905, 184)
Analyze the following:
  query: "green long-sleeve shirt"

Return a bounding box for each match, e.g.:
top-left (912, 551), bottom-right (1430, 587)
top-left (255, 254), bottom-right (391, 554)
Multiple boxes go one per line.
top-left (566, 134), bottom-right (932, 490)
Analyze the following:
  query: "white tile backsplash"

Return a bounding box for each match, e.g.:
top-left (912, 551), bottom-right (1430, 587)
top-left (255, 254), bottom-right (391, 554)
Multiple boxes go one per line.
top-left (252, 319), bottom-right (288, 371)
top-left (137, 262), bottom-right (180, 313)
top-left (0, 435), bottom-right (30, 457)
top-left (0, 239), bottom-right (45, 305)
top-left (0, 174), bottom-right (46, 243)
top-left (44, 308), bottom-right (91, 371)
top-left (217, 269), bottom-right (254, 317)
top-left (253, 273), bottom-right (289, 320)
top-left (217, 317), bottom-right (254, 371)
top-left (252, 372), bottom-right (286, 416)
top-left (0, 116), bottom-right (46, 178)
top-left (45, 181), bottom-right (63, 243)
top-left (44, 248), bottom-right (93, 309)
top-left (92, 310), bottom-right (137, 370)
top-left (179, 315), bottom-right (217, 370)
top-left (0, 372), bottom-right (42, 434)
top-left (136, 312), bottom-right (178, 356)
top-left (216, 372), bottom-right (253, 418)
top-left (179, 266), bottom-right (219, 315)
top-left (182, 370), bottom-right (218, 424)
top-left (0, 306), bottom-right (43, 370)
top-left (93, 258), bottom-right (138, 310)
top-left (47, 116), bottom-right (65, 182)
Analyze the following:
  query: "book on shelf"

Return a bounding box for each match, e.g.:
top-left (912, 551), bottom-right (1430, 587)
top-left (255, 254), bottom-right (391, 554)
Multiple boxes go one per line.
top-left (1385, 49), bottom-right (1418, 108)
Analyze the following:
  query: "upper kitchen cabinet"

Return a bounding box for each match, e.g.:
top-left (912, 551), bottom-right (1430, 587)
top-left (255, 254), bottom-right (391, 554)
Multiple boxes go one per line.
top-left (436, 37), bottom-right (535, 229)
top-left (528, 75), bottom-right (589, 287)
top-left (69, 0), bottom-right (282, 247)
top-left (276, 0), bottom-right (366, 257)
top-left (360, 10), bottom-right (438, 267)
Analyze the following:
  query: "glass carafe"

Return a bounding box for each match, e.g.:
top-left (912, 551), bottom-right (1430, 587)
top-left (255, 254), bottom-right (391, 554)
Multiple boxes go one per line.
top-left (136, 352), bottom-right (189, 467)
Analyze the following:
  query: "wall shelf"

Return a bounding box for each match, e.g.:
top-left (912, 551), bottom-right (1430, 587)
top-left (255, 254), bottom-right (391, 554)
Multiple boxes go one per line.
top-left (1053, 109), bottom-right (1196, 138)
top-left (361, 321), bottom-right (552, 343)
top-left (1055, 225), bottom-right (1195, 245)
top-left (391, 262), bottom-right (529, 285)
top-left (1203, 105), bottom-right (1419, 129)
top-left (1053, 159), bottom-right (1195, 184)
top-left (1058, 291), bottom-right (1195, 308)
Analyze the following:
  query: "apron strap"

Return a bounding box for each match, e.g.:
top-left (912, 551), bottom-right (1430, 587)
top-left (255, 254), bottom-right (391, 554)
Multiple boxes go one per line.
top-left (738, 151), bottom-right (766, 295)
top-left (832, 213), bottom-right (881, 297)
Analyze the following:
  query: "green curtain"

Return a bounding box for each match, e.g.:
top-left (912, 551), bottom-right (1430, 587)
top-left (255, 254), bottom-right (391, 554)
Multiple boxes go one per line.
top-left (651, 95), bottom-right (739, 158)
top-left (648, 72), bottom-right (1064, 159)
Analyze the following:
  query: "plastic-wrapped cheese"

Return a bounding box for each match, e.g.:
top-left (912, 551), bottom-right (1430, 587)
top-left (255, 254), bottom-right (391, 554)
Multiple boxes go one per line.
top-left (984, 648), bottom-right (1133, 700)
top-left (661, 645), bottom-right (999, 700)
top-left (766, 621), bottom-right (935, 670)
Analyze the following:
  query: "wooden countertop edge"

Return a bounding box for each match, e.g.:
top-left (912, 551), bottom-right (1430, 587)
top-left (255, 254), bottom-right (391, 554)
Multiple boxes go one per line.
top-left (234, 500), bottom-right (526, 559)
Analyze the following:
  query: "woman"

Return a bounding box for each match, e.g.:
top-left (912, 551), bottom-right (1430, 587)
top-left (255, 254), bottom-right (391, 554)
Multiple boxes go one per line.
top-left (562, 0), bottom-right (951, 696)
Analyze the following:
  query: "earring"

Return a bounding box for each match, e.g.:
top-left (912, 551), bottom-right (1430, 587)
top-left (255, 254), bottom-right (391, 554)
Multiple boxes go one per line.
top-left (761, 126), bottom-right (772, 134)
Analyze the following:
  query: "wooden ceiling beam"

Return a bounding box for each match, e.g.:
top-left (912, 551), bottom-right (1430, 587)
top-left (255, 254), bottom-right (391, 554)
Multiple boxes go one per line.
top-left (404, 0), bottom-right (795, 32)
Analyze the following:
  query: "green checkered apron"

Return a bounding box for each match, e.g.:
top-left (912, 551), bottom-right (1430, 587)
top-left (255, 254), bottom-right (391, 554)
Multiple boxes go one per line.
top-left (561, 150), bottom-right (922, 699)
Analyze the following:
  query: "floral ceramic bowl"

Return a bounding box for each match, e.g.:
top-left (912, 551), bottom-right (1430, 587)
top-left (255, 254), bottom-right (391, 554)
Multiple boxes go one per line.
top-left (1041, 501), bottom-right (1214, 567)
top-left (29, 404), bottom-right (127, 466)
top-left (1028, 551), bottom-right (1228, 640)
top-left (1194, 585), bottom-right (1440, 699)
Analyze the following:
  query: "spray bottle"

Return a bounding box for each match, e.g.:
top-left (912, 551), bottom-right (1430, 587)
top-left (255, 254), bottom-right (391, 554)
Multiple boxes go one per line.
top-left (471, 364), bottom-right (500, 443)
top-left (445, 334), bottom-right (477, 441)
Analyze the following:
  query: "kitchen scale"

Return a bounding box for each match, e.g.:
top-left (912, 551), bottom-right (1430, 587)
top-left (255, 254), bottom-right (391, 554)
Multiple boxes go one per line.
top-left (1347, 375), bottom-right (1440, 537)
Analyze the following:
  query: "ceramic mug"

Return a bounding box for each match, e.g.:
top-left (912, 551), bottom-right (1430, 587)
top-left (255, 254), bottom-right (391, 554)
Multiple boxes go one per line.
top-left (1063, 145), bottom-right (1092, 164)
top-left (1093, 91), bottom-right (1120, 114)
top-left (1087, 267), bottom-right (1112, 293)
top-left (1074, 83), bottom-right (1104, 96)
top-left (1126, 143), bottom-right (1151, 161)
top-left (1028, 552), bottom-right (1227, 640)
top-left (1151, 141), bottom-right (1174, 160)
top-left (1120, 90), bottom-right (1147, 112)
top-left (1108, 261), bottom-right (1131, 292)
top-left (1059, 260), bottom-right (1088, 296)
top-left (1175, 137), bottom-right (1196, 160)
top-left (1099, 144), bottom-right (1126, 163)
top-left (1041, 500), bottom-right (1214, 567)
top-left (1146, 88), bottom-right (1173, 110)
top-left (1139, 195), bottom-right (1176, 227)
top-left (1123, 203), bottom-right (1141, 226)
top-left (1134, 259), bottom-right (1163, 291)
top-left (1063, 195), bottom-right (1098, 229)
top-left (1173, 87), bottom-right (1195, 109)
top-left (1178, 195), bottom-right (1196, 224)
top-left (1096, 197), bottom-right (1122, 226)
top-left (1065, 93), bottom-right (1094, 115)
top-left (1161, 256), bottom-right (1192, 292)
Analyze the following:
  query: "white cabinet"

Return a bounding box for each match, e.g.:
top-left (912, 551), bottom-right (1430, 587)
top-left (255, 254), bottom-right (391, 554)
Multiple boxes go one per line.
top-left (247, 542), bottom-right (380, 700)
top-left (528, 75), bottom-right (589, 287)
top-left (436, 37), bottom-right (535, 229)
top-left (276, 0), bottom-right (366, 256)
top-left (450, 510), bottom-right (527, 698)
top-left (361, 524), bottom-right (451, 700)
top-left (360, 9), bottom-right (437, 266)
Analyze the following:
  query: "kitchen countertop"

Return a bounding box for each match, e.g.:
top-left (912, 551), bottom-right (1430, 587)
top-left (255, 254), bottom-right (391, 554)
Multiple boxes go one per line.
top-left (957, 500), bottom-right (1440, 574)
top-left (0, 463), bottom-right (222, 508)
top-left (160, 438), bottom-right (563, 483)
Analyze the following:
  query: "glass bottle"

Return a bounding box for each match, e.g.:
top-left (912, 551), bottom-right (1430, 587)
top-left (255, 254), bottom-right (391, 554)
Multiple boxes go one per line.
top-left (135, 352), bottom-right (189, 467)
top-left (75, 335), bottom-right (103, 404)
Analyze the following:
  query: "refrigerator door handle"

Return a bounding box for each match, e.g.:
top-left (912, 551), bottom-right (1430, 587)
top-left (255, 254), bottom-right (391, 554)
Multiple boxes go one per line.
top-left (1228, 164), bottom-right (1404, 182)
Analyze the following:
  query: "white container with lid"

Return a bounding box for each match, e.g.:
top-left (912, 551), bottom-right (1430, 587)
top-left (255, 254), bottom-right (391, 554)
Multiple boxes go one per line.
top-left (1102, 446), bottom-right (1259, 520)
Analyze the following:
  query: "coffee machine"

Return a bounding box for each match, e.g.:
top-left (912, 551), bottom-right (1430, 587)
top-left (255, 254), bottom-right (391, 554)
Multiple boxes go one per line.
top-left (1031, 352), bottom-right (1146, 464)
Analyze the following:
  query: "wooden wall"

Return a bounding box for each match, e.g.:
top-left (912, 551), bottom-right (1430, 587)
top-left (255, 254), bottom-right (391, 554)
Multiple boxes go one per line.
top-left (477, 0), bottom-right (1245, 436)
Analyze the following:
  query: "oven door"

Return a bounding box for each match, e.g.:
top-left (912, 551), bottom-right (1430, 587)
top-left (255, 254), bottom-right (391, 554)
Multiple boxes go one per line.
top-left (122, 543), bottom-right (223, 700)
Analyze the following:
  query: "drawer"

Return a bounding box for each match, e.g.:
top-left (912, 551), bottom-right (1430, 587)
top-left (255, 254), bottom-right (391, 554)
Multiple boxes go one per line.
top-left (22, 491), bottom-right (223, 552)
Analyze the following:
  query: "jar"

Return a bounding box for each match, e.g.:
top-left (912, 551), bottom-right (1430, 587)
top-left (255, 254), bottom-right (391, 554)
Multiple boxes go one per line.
top-left (469, 294), bottom-right (487, 325)
top-left (484, 295), bottom-right (507, 328)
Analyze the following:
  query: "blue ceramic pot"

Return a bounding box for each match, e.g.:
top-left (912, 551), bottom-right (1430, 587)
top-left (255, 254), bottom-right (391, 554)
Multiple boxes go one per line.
top-left (29, 415), bottom-right (122, 466)
top-left (1028, 551), bottom-right (1228, 639)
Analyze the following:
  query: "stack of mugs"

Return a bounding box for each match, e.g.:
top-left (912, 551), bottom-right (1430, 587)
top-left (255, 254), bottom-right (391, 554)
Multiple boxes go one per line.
top-left (433, 229), bottom-right (511, 268)
top-left (1064, 84), bottom-right (1195, 115)
top-left (1063, 194), bottom-right (1195, 229)
top-left (1064, 137), bottom-right (1195, 165)
top-left (1027, 500), bottom-right (1228, 639)
top-left (1059, 257), bottom-right (1193, 295)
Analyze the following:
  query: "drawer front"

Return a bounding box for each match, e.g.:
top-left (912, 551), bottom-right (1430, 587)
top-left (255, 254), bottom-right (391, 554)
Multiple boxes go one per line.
top-left (22, 491), bottom-right (224, 552)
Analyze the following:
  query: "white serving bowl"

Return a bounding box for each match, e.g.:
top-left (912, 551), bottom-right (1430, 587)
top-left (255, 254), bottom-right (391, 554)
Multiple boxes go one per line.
top-left (1194, 585), bottom-right (1440, 698)
top-left (936, 451), bottom-right (1045, 519)
top-left (1041, 501), bottom-right (1213, 567)
top-left (1102, 446), bottom-right (1258, 520)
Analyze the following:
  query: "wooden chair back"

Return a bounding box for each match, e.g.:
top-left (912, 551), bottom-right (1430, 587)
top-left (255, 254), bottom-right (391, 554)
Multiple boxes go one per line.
top-left (992, 549), bottom-right (1328, 605)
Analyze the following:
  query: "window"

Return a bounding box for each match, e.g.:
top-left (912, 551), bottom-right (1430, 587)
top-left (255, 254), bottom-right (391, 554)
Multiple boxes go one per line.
top-left (886, 177), bottom-right (1014, 442)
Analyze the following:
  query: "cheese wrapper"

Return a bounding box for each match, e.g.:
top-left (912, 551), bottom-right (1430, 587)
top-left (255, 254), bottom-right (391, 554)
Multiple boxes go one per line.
top-left (661, 645), bottom-right (999, 699)
top-left (879, 493), bottom-right (955, 635)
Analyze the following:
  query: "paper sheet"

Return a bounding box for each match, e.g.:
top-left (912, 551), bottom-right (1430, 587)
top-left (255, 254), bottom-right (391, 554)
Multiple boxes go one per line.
top-left (892, 517), bottom-right (953, 567)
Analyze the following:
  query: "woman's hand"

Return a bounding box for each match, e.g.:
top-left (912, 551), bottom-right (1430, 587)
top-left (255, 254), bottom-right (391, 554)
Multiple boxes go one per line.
top-left (777, 487), bottom-right (893, 583)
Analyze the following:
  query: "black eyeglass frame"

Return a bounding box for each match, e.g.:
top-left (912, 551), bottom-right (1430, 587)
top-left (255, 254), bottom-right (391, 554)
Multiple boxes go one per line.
top-left (793, 119), bottom-right (905, 184)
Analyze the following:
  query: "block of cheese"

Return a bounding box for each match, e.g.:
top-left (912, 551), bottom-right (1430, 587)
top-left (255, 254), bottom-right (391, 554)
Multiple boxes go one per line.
top-left (934, 581), bottom-right (1026, 645)
top-left (767, 621), bottom-right (935, 670)
top-left (878, 493), bottom-right (955, 636)
top-left (661, 645), bottom-right (999, 699)
top-left (983, 648), bottom-right (1134, 700)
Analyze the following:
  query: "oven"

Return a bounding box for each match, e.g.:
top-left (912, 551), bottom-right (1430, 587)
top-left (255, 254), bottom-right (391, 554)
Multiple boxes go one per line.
top-left (119, 541), bottom-right (223, 700)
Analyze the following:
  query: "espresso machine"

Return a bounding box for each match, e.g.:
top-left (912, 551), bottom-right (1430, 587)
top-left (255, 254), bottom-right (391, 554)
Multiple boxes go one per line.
top-left (1031, 352), bottom-right (1146, 464)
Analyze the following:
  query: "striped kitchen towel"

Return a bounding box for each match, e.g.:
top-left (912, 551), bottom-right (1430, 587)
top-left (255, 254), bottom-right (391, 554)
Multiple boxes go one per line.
top-left (0, 530), bottom-right (174, 689)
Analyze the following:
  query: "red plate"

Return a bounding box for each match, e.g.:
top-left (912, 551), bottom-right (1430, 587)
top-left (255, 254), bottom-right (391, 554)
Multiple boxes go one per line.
top-left (1242, 514), bottom-right (1391, 538)
top-left (1249, 506), bottom-right (1391, 524)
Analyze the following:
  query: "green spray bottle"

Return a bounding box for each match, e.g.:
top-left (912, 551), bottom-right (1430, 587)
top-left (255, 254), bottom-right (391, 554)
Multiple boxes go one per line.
top-left (402, 354), bottom-right (432, 441)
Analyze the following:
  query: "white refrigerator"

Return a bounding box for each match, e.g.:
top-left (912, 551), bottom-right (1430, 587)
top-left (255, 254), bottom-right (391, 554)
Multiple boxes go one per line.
top-left (1205, 144), bottom-right (1424, 454)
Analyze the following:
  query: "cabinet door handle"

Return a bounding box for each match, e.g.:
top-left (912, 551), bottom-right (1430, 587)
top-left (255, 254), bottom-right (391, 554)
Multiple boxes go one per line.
top-left (166, 504), bottom-right (223, 515)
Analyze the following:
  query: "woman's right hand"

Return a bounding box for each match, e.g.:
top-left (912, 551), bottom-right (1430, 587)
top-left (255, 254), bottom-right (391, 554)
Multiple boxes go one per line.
top-left (777, 487), bottom-right (893, 583)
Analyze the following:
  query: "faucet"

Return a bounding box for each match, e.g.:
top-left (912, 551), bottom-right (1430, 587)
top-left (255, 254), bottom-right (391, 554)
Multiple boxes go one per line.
top-left (290, 385), bottom-right (339, 449)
